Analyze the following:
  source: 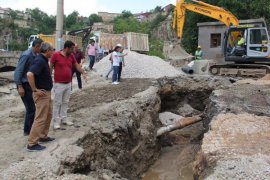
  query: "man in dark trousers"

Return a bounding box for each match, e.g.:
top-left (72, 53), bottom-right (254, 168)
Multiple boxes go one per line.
top-left (14, 38), bottom-right (43, 136)
top-left (73, 44), bottom-right (85, 89)
top-left (26, 42), bottom-right (54, 151)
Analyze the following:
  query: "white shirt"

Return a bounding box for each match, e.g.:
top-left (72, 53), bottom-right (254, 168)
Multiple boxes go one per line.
top-left (112, 51), bottom-right (120, 66)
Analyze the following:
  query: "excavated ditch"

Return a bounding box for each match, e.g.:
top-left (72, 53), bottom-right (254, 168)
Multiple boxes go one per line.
top-left (0, 76), bottom-right (237, 180)
top-left (58, 76), bottom-right (232, 179)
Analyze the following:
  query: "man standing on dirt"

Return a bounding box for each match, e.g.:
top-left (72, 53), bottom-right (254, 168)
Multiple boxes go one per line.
top-left (73, 44), bottom-right (85, 89)
top-left (87, 39), bottom-right (97, 70)
top-left (50, 40), bottom-right (87, 130)
top-left (26, 42), bottom-right (54, 151)
top-left (14, 38), bottom-right (43, 136)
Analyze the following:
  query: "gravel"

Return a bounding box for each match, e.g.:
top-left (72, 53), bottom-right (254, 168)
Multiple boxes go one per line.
top-left (93, 51), bottom-right (183, 79)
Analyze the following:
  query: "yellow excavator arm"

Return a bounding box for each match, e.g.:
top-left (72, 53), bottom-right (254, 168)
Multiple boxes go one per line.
top-left (173, 0), bottom-right (239, 40)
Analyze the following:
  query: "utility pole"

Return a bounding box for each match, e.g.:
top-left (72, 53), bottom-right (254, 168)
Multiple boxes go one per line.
top-left (56, 0), bottom-right (64, 50)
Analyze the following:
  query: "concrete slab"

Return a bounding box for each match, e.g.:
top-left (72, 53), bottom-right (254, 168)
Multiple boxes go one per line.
top-left (192, 60), bottom-right (214, 75)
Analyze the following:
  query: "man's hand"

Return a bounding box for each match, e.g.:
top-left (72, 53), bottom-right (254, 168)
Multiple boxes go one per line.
top-left (34, 89), bottom-right (46, 97)
top-left (18, 86), bottom-right (25, 97)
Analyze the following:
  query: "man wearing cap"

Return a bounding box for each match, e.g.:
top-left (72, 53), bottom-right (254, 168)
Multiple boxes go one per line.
top-left (195, 45), bottom-right (203, 60)
top-left (26, 42), bottom-right (54, 151)
top-left (111, 44), bottom-right (127, 85)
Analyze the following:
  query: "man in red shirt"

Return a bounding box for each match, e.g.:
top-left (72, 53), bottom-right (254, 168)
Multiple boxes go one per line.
top-left (50, 40), bottom-right (87, 129)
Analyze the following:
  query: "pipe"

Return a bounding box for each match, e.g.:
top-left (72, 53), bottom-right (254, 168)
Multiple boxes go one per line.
top-left (157, 115), bottom-right (202, 137)
top-left (182, 65), bottom-right (194, 74)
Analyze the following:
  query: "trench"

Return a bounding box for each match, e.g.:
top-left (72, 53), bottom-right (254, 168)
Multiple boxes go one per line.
top-left (62, 78), bottom-right (213, 179)
top-left (142, 87), bottom-right (212, 180)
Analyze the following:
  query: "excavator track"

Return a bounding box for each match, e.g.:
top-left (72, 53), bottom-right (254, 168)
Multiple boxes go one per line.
top-left (209, 64), bottom-right (270, 78)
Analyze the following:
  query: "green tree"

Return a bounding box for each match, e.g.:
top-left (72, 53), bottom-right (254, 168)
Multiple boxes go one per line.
top-left (88, 13), bottom-right (103, 26)
top-left (65, 11), bottom-right (79, 29)
top-left (9, 10), bottom-right (17, 19)
top-left (153, 6), bottom-right (163, 13)
top-left (148, 38), bottom-right (164, 59)
top-left (113, 11), bottom-right (150, 34)
top-left (28, 8), bottom-right (55, 34)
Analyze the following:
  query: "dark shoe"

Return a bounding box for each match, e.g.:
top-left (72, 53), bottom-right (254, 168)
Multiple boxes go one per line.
top-left (27, 144), bottom-right (46, 151)
top-left (39, 137), bottom-right (55, 143)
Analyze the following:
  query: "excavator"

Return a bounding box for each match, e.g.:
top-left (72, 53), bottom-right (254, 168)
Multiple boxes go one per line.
top-left (173, 0), bottom-right (270, 77)
top-left (67, 26), bottom-right (92, 43)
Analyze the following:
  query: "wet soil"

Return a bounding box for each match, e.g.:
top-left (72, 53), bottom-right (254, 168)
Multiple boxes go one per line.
top-left (143, 122), bottom-right (204, 180)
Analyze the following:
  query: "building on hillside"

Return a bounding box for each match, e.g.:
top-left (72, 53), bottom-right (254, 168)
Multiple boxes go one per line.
top-left (92, 22), bottom-right (113, 33)
top-left (98, 12), bottom-right (121, 22)
top-left (0, 7), bottom-right (31, 28)
top-left (14, 11), bottom-right (31, 28)
top-left (197, 18), bottom-right (266, 63)
top-left (134, 12), bottom-right (152, 22)
top-left (0, 7), bottom-right (11, 19)
top-left (162, 4), bottom-right (174, 15)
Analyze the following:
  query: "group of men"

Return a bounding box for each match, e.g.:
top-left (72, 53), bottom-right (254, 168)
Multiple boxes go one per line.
top-left (14, 39), bottom-right (86, 151)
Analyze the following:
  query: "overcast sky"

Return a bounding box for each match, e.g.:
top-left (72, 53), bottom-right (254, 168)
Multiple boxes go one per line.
top-left (0, 0), bottom-right (176, 16)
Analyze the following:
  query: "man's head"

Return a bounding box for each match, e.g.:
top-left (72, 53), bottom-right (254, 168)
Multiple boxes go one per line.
top-left (237, 34), bottom-right (242, 39)
top-left (40, 42), bottom-right (54, 58)
top-left (197, 45), bottom-right (201, 49)
top-left (114, 43), bottom-right (123, 52)
top-left (64, 40), bottom-right (75, 55)
top-left (32, 38), bottom-right (43, 53)
top-left (90, 39), bottom-right (95, 45)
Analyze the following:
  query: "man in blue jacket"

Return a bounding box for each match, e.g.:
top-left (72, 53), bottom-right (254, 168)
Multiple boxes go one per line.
top-left (14, 38), bottom-right (43, 136)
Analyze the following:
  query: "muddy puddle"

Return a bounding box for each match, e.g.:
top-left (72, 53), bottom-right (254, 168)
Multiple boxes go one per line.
top-left (142, 122), bottom-right (203, 180)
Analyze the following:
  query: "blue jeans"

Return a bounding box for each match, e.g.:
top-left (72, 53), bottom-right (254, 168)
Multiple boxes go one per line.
top-left (88, 55), bottom-right (95, 69)
top-left (112, 66), bottom-right (120, 82)
top-left (21, 83), bottom-right (35, 134)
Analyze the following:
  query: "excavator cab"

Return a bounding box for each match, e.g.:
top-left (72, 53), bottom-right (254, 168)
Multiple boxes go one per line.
top-left (224, 26), bottom-right (270, 63)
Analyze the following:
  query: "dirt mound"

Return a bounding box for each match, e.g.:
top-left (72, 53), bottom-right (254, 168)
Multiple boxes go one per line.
top-left (94, 51), bottom-right (183, 79)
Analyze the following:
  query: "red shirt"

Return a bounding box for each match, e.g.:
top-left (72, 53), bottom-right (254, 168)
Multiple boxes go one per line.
top-left (50, 51), bottom-right (76, 83)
